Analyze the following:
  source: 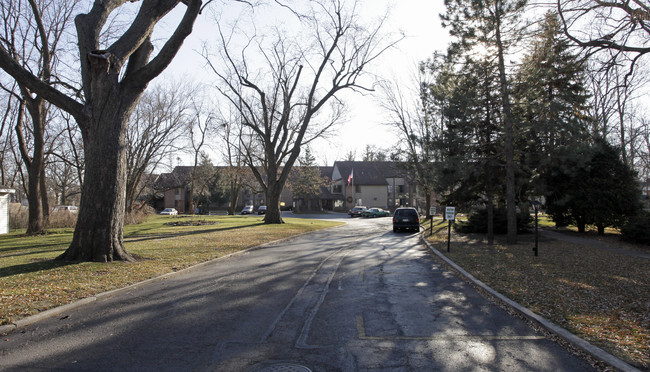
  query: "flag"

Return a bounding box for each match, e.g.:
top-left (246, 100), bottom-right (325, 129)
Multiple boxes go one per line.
top-left (347, 169), bottom-right (353, 185)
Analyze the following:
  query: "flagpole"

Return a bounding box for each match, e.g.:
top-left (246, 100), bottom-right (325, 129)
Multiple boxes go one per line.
top-left (351, 169), bottom-right (354, 205)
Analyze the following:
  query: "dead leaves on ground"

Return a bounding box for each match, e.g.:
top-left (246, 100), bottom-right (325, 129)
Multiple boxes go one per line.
top-left (428, 232), bottom-right (649, 369)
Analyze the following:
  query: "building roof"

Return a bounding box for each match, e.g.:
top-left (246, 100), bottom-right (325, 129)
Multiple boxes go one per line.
top-left (319, 166), bottom-right (333, 178)
top-left (153, 166), bottom-right (193, 190)
top-left (155, 162), bottom-right (407, 191)
top-left (333, 161), bottom-right (406, 185)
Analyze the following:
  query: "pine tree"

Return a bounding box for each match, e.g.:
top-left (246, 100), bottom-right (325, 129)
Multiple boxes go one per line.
top-left (441, 0), bottom-right (527, 244)
top-left (544, 139), bottom-right (640, 234)
top-left (514, 11), bottom-right (591, 198)
top-left (288, 148), bottom-right (327, 212)
top-left (432, 56), bottom-right (504, 243)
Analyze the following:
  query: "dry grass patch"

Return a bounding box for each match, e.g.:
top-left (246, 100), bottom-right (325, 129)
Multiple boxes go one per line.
top-left (0, 215), bottom-right (341, 327)
top-left (425, 220), bottom-right (649, 370)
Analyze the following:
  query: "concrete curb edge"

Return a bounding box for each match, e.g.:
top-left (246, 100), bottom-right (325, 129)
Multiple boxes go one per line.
top-left (420, 236), bottom-right (641, 372)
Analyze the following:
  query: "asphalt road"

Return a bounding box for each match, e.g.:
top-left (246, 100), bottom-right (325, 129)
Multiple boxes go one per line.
top-left (0, 214), bottom-right (595, 372)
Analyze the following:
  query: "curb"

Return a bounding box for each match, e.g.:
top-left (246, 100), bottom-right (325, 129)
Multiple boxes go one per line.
top-left (0, 222), bottom-right (346, 337)
top-left (420, 236), bottom-right (642, 372)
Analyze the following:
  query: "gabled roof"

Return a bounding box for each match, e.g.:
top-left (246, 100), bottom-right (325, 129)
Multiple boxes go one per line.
top-left (153, 166), bottom-right (193, 190)
top-left (319, 166), bottom-right (333, 178)
top-left (333, 161), bottom-right (406, 185)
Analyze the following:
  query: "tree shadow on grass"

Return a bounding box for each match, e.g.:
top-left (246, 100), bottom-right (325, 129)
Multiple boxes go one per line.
top-left (0, 223), bottom-right (268, 278)
top-left (0, 259), bottom-right (76, 278)
top-left (123, 222), bottom-right (267, 243)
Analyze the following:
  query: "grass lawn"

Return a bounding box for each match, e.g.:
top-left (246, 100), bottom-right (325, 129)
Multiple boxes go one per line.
top-left (0, 214), bottom-right (342, 327)
top-left (425, 218), bottom-right (649, 370)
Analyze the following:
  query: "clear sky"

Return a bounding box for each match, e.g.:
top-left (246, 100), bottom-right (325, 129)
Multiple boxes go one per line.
top-left (161, 0), bottom-right (449, 166)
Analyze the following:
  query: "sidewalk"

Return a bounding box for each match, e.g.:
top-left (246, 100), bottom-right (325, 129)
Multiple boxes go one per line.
top-left (540, 230), bottom-right (650, 259)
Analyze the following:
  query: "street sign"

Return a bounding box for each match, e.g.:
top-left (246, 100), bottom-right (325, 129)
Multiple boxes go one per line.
top-left (429, 207), bottom-right (436, 216)
top-left (445, 206), bottom-right (455, 220)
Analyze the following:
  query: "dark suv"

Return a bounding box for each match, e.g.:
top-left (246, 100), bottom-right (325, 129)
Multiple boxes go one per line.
top-left (392, 207), bottom-right (420, 232)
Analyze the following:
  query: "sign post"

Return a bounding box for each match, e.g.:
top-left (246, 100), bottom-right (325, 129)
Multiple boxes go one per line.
top-left (429, 207), bottom-right (436, 234)
top-left (445, 207), bottom-right (455, 252)
top-left (531, 201), bottom-right (540, 256)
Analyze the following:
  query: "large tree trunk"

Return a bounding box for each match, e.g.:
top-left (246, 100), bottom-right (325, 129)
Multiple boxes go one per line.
top-left (264, 182), bottom-right (284, 224)
top-left (40, 167), bottom-right (49, 223)
top-left (424, 187), bottom-right (432, 219)
top-left (57, 53), bottom-right (137, 262)
top-left (59, 109), bottom-right (134, 262)
top-left (25, 154), bottom-right (45, 234)
top-left (228, 180), bottom-right (240, 215)
top-left (17, 99), bottom-right (47, 235)
top-left (0, 0), bottom-right (202, 262)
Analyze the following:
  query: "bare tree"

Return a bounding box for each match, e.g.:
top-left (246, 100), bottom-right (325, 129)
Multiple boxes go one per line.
top-left (585, 55), bottom-right (649, 167)
top-left (0, 1), bottom-right (205, 261)
top-left (0, 0), bottom-right (79, 234)
top-left (0, 90), bottom-right (20, 187)
top-left (343, 150), bottom-right (357, 161)
top-left (638, 116), bottom-right (650, 183)
top-left (218, 108), bottom-right (251, 215)
top-left (46, 145), bottom-right (82, 207)
top-left (557, 0), bottom-right (650, 73)
top-left (186, 96), bottom-right (215, 214)
top-left (125, 82), bottom-right (191, 213)
top-left (207, 0), bottom-right (400, 223)
top-left (190, 151), bottom-right (217, 212)
top-left (42, 110), bottom-right (81, 208)
top-left (378, 69), bottom-right (437, 219)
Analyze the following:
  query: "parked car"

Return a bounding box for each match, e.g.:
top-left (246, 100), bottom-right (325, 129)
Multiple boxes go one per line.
top-left (52, 205), bottom-right (79, 214)
top-left (348, 206), bottom-right (367, 217)
top-left (362, 208), bottom-right (390, 218)
top-left (160, 208), bottom-right (178, 216)
top-left (392, 207), bottom-right (420, 232)
top-left (241, 205), bottom-right (254, 215)
top-left (257, 205), bottom-right (267, 215)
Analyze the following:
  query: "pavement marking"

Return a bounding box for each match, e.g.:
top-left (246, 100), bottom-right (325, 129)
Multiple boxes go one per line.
top-left (296, 251), bottom-right (348, 348)
top-left (261, 248), bottom-right (343, 342)
top-left (355, 315), bottom-right (546, 342)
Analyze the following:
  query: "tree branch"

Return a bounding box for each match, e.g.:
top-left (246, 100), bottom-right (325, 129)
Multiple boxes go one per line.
top-left (0, 46), bottom-right (85, 119)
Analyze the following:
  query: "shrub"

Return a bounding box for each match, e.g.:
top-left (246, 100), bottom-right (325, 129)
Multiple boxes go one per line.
top-left (620, 212), bottom-right (650, 245)
top-left (48, 210), bottom-right (78, 228)
top-left (456, 208), bottom-right (532, 234)
top-left (125, 204), bottom-right (156, 225)
top-left (9, 204), bottom-right (27, 230)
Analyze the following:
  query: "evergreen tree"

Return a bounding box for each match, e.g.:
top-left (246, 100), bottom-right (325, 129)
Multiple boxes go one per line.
top-left (441, 0), bottom-right (527, 244)
top-left (544, 139), bottom-right (641, 234)
top-left (514, 12), bottom-right (591, 198)
top-left (288, 148), bottom-right (327, 212)
top-left (432, 57), bottom-right (505, 243)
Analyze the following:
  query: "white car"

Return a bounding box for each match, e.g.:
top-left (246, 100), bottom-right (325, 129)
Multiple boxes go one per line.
top-left (52, 205), bottom-right (79, 214)
top-left (241, 205), bottom-right (254, 215)
top-left (160, 208), bottom-right (178, 215)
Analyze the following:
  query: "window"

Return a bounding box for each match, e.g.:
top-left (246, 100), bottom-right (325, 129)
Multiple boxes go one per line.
top-left (355, 185), bottom-right (361, 193)
top-left (333, 184), bottom-right (342, 193)
top-left (398, 185), bottom-right (405, 193)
